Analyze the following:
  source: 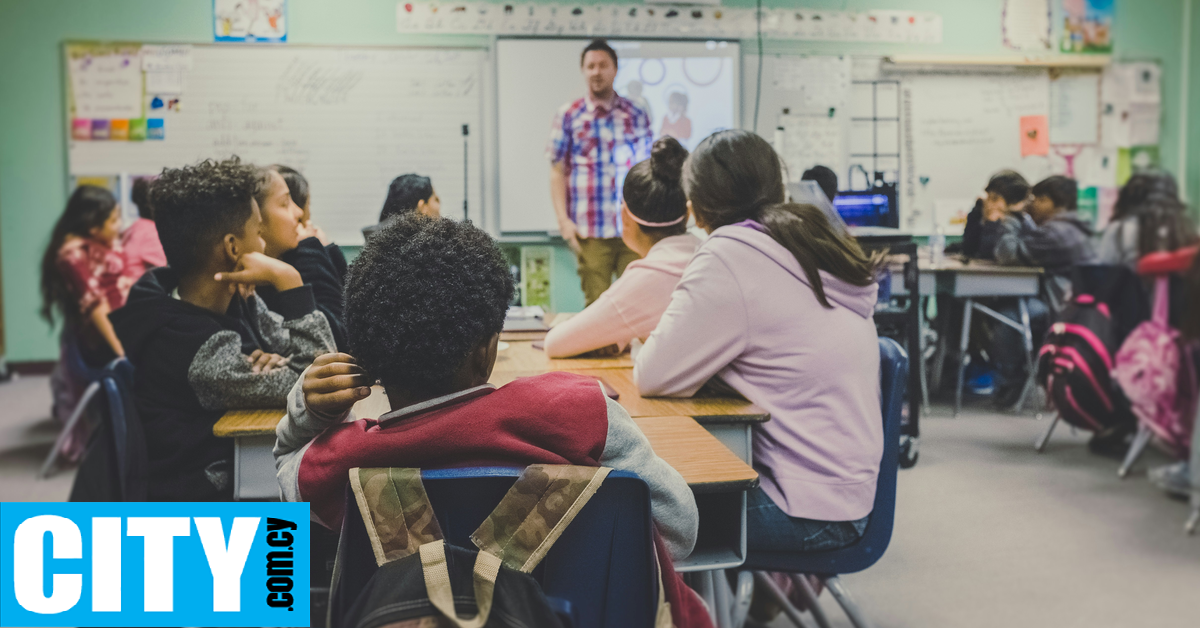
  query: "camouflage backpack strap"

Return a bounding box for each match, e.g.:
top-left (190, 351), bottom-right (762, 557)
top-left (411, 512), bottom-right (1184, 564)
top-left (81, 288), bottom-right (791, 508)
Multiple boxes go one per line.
top-left (349, 467), bottom-right (444, 566)
top-left (470, 464), bottom-right (612, 573)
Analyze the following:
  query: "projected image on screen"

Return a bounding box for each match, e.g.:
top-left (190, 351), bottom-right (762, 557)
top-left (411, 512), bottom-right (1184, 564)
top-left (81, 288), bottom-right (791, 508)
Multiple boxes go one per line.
top-left (497, 38), bottom-right (740, 233)
top-left (615, 53), bottom-right (735, 151)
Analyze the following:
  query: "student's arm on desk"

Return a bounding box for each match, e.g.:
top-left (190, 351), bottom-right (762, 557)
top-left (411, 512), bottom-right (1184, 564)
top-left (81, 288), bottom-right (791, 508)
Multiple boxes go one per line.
top-left (635, 249), bottom-right (746, 397)
top-left (543, 281), bottom-right (638, 358)
top-left (599, 394), bottom-right (698, 560)
top-left (249, 285), bottom-right (336, 370)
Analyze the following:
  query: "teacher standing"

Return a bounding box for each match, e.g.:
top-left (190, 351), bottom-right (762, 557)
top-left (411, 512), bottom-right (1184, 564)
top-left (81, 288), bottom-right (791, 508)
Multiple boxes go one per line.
top-left (548, 39), bottom-right (654, 305)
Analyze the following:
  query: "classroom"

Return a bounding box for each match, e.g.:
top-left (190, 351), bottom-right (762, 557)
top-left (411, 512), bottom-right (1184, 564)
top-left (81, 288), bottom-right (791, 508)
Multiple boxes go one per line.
top-left (0, 0), bottom-right (1197, 627)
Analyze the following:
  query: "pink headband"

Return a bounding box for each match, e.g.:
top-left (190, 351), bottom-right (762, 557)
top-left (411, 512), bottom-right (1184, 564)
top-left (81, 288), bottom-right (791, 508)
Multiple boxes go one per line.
top-left (627, 212), bottom-right (688, 227)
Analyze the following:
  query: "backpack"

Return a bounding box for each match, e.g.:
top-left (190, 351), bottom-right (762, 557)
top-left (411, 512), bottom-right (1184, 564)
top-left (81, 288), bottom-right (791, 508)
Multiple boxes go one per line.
top-left (1036, 293), bottom-right (1135, 431)
top-left (334, 465), bottom-right (673, 628)
top-left (1113, 277), bottom-right (1199, 458)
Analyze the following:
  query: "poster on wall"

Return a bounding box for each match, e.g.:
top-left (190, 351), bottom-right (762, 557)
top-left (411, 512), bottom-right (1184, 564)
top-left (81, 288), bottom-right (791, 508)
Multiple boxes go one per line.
top-left (1060, 0), bottom-right (1114, 53)
top-left (214, 0), bottom-right (288, 43)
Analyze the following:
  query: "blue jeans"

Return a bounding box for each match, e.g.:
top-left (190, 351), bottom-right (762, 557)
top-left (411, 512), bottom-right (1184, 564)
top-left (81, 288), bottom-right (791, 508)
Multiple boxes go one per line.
top-left (746, 487), bottom-right (869, 553)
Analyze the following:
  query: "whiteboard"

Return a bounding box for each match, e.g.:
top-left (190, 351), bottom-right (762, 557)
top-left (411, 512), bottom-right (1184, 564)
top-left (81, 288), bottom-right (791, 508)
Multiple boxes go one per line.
top-left (68, 45), bottom-right (486, 245)
top-left (900, 71), bottom-right (1052, 235)
top-left (496, 38), bottom-right (739, 234)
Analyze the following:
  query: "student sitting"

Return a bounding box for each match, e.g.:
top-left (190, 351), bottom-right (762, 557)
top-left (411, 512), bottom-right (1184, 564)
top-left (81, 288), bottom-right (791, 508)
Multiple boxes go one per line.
top-left (994, 175), bottom-right (1097, 308)
top-left (801, 165), bottom-right (839, 202)
top-left (984, 175), bottom-right (1098, 406)
top-left (273, 214), bottom-right (709, 627)
top-left (41, 185), bottom-right (131, 365)
top-left (254, 166), bottom-right (349, 350)
top-left (960, 170), bottom-right (1032, 260)
top-left (110, 157), bottom-right (335, 501)
top-left (1098, 171), bottom-right (1198, 267)
top-left (41, 185), bottom-right (133, 461)
top-left (362, 173), bottom-right (441, 239)
top-left (273, 164), bottom-right (348, 282)
top-left (121, 177), bottom-right (167, 277)
top-left (634, 130), bottom-right (884, 556)
top-left (543, 137), bottom-right (699, 358)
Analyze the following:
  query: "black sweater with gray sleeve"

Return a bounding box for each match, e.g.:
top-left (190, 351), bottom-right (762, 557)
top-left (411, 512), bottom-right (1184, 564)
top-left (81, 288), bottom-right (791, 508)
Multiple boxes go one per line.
top-left (110, 266), bottom-right (335, 501)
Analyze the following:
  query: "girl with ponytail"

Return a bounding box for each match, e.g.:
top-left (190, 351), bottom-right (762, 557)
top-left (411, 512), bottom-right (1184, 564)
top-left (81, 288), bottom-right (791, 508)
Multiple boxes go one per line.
top-left (544, 137), bottom-right (701, 357)
top-left (636, 129), bottom-right (885, 555)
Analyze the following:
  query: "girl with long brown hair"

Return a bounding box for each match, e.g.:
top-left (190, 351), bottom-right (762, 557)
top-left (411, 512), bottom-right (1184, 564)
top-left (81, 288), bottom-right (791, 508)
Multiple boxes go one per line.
top-left (635, 129), bottom-right (885, 556)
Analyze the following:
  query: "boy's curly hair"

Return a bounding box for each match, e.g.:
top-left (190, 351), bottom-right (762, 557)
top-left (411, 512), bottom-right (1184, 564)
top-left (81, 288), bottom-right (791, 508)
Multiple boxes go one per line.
top-left (345, 214), bottom-right (514, 394)
top-left (151, 157), bottom-right (260, 275)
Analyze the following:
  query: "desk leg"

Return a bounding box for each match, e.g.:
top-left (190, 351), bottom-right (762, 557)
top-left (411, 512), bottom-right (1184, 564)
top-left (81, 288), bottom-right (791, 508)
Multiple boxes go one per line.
top-left (955, 298), bottom-right (974, 417)
top-left (918, 296), bottom-right (930, 413)
top-left (1011, 298), bottom-right (1037, 413)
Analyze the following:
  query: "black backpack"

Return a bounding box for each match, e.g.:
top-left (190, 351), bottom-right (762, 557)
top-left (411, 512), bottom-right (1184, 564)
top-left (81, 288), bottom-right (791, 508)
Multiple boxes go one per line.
top-left (1036, 293), bottom-right (1135, 431)
top-left (333, 465), bottom-right (664, 628)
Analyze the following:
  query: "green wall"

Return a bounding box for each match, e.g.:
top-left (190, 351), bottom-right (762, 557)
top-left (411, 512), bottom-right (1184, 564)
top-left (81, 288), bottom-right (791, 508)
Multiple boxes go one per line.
top-left (1189, 0), bottom-right (1200, 206)
top-left (0, 0), bottom-right (1193, 362)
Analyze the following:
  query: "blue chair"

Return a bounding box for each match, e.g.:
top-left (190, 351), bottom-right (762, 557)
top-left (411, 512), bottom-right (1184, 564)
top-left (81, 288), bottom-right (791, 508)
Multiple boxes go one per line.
top-left (99, 358), bottom-right (147, 501)
top-left (733, 337), bottom-right (907, 628)
top-left (330, 467), bottom-right (658, 628)
top-left (41, 335), bottom-right (108, 478)
top-left (66, 358), bottom-right (148, 502)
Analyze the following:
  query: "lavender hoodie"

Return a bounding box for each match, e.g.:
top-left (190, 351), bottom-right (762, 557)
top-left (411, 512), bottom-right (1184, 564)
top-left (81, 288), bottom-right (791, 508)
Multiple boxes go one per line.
top-left (635, 222), bottom-right (882, 521)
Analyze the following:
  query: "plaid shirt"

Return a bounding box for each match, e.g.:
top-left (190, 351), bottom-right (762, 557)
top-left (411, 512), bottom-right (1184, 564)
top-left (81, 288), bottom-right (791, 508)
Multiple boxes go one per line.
top-left (547, 95), bottom-right (653, 239)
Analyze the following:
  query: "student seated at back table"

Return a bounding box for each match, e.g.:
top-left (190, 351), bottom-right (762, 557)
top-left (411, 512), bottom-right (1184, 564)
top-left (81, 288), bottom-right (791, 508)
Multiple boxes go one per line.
top-left (984, 175), bottom-right (1097, 406)
top-left (41, 186), bottom-right (132, 461)
top-left (634, 130), bottom-right (884, 555)
top-left (273, 214), bottom-right (711, 627)
top-left (110, 158), bottom-right (335, 501)
top-left (254, 165), bottom-right (350, 350)
top-left (544, 137), bottom-right (699, 358)
top-left (959, 170), bottom-right (1032, 260)
top-left (1097, 171), bottom-right (1198, 268)
top-left (801, 164), bottom-right (838, 203)
top-left (361, 173), bottom-right (441, 240)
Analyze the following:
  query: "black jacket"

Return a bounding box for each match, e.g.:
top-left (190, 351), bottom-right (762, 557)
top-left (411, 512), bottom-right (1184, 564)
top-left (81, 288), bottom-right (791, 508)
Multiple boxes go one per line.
top-left (258, 237), bottom-right (349, 351)
top-left (109, 267), bottom-right (334, 501)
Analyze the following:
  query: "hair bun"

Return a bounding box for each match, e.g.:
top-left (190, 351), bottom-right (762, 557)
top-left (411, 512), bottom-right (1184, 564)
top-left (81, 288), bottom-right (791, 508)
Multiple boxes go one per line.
top-left (650, 136), bottom-right (688, 185)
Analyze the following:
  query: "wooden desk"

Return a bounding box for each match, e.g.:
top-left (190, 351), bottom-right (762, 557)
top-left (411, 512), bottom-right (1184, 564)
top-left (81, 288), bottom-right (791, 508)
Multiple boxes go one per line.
top-left (889, 254), bottom-right (1044, 414)
top-left (491, 368), bottom-right (768, 464)
top-left (492, 341), bottom-right (633, 373)
top-left (214, 407), bottom-right (757, 572)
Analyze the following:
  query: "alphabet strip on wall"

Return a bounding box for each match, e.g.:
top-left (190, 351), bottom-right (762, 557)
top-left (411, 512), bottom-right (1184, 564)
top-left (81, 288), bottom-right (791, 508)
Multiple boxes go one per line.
top-left (395, 2), bottom-right (943, 43)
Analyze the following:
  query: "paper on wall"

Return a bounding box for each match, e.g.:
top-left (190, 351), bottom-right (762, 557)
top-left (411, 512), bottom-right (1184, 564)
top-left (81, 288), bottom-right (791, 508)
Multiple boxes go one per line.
top-left (141, 45), bottom-right (193, 71)
top-left (772, 56), bottom-right (850, 114)
top-left (1002, 0), bottom-right (1051, 50)
top-left (1019, 115), bottom-right (1050, 156)
top-left (1072, 145), bottom-right (1118, 187)
top-left (1128, 102), bottom-right (1161, 146)
top-left (777, 113), bottom-right (846, 184)
top-left (145, 70), bottom-right (185, 95)
top-left (1120, 62), bottom-right (1161, 104)
top-left (70, 51), bottom-right (143, 120)
top-left (1049, 72), bottom-right (1099, 144)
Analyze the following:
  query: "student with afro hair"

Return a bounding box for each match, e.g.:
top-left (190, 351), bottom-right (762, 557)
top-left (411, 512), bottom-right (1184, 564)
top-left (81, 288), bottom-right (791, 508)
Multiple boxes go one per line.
top-left (274, 213), bottom-right (711, 627)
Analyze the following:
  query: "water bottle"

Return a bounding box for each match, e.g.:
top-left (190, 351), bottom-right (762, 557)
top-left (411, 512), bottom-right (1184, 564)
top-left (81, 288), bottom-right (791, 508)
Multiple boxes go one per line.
top-left (929, 224), bottom-right (946, 267)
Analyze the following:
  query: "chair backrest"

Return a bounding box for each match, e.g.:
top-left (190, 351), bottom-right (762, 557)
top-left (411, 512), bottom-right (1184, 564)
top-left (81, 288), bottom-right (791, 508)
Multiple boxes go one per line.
top-left (331, 467), bottom-right (657, 628)
top-left (101, 358), bottom-right (147, 501)
top-left (744, 336), bottom-right (907, 574)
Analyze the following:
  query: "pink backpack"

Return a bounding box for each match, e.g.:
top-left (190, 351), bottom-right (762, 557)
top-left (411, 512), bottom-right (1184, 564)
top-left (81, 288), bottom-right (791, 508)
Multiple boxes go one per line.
top-left (1112, 276), bottom-right (1198, 458)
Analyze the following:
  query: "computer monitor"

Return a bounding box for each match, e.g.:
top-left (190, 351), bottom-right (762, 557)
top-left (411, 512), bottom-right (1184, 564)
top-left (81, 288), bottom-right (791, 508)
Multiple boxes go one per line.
top-left (833, 189), bottom-right (898, 228)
